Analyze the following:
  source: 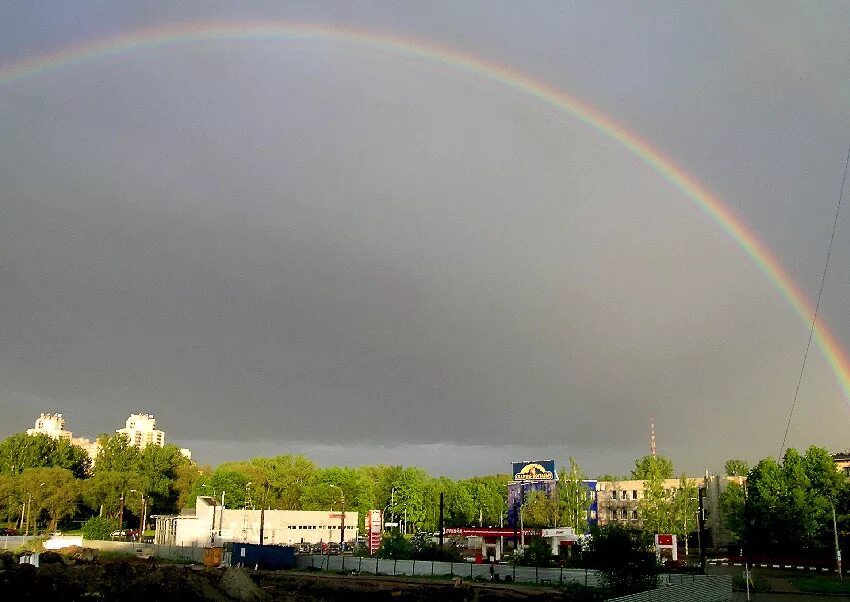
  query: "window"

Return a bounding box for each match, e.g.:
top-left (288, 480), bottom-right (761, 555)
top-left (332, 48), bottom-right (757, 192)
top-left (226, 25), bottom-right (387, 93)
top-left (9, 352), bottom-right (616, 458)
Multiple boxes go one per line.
top-left (632, 510), bottom-right (638, 520)
top-left (608, 510), bottom-right (614, 521)
top-left (611, 490), bottom-right (618, 500)
top-left (632, 490), bottom-right (638, 500)
top-left (620, 509), bottom-right (628, 519)
top-left (622, 491), bottom-right (628, 500)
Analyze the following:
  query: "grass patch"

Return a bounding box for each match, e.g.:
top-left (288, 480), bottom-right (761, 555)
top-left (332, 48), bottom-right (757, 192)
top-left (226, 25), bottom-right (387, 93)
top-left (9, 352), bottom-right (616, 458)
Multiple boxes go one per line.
top-left (791, 575), bottom-right (850, 594)
top-left (732, 573), bottom-right (772, 592)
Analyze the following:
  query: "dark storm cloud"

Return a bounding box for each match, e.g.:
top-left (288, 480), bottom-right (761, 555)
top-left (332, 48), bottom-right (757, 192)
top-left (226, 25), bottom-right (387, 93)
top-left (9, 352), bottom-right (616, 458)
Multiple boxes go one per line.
top-left (1, 1), bottom-right (848, 477)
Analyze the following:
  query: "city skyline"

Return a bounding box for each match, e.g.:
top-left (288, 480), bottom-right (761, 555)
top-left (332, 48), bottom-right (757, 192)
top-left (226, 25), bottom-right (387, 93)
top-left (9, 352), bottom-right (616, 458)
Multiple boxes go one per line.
top-left (1, 2), bottom-right (849, 478)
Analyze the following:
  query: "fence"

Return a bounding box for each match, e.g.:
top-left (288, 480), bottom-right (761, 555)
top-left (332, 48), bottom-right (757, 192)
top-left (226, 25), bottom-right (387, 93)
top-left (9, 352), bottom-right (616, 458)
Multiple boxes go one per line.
top-left (78, 539), bottom-right (207, 563)
top-left (1, 535), bottom-right (40, 550)
top-left (295, 554), bottom-right (602, 587)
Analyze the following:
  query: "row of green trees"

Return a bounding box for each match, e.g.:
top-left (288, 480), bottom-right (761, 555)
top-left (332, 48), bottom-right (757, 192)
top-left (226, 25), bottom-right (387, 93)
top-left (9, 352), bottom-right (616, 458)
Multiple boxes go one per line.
top-left (0, 432), bottom-right (197, 533)
top-left (720, 446), bottom-right (849, 558)
top-left (188, 459), bottom-right (514, 533)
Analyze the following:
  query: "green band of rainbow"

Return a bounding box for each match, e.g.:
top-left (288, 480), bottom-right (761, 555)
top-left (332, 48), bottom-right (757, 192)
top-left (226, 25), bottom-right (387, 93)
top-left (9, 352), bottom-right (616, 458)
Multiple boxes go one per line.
top-left (2, 21), bottom-right (848, 400)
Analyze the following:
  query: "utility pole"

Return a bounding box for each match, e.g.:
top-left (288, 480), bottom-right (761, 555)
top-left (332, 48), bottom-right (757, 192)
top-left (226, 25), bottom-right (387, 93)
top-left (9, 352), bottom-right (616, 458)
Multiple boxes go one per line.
top-left (219, 491), bottom-right (225, 536)
top-left (118, 491), bottom-right (125, 538)
top-left (340, 495), bottom-right (346, 548)
top-left (439, 492), bottom-right (444, 549)
top-left (833, 502), bottom-right (842, 580)
top-left (259, 483), bottom-right (269, 546)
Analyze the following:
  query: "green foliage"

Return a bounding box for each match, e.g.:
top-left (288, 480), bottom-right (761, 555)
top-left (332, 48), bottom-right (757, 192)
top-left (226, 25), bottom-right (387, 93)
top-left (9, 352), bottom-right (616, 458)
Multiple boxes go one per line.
top-left (584, 524), bottom-right (658, 595)
top-left (376, 530), bottom-right (412, 559)
top-left (0, 433), bottom-right (90, 477)
top-left (724, 459), bottom-right (749, 477)
top-left (670, 475), bottom-right (699, 537)
top-left (81, 516), bottom-right (118, 540)
top-left (410, 531), bottom-right (462, 561)
top-left (522, 490), bottom-right (558, 528)
top-left (719, 481), bottom-right (746, 541)
top-left (20, 467), bottom-right (80, 532)
top-left (518, 536), bottom-right (554, 567)
top-left (636, 468), bottom-right (673, 535)
top-left (745, 446), bottom-right (845, 554)
top-left (631, 455), bottom-right (674, 480)
top-left (558, 458), bottom-right (592, 532)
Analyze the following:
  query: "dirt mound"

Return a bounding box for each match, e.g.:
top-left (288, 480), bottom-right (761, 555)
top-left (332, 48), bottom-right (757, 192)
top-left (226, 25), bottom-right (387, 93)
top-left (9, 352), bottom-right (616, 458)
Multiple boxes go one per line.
top-left (58, 545), bottom-right (98, 563)
top-left (0, 550), bottom-right (18, 569)
top-left (39, 551), bottom-right (65, 564)
top-left (220, 567), bottom-right (271, 602)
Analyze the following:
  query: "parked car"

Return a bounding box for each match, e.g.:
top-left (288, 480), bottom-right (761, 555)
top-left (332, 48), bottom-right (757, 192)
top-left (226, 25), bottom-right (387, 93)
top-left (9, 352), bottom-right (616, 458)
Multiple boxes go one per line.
top-left (0, 527), bottom-right (17, 536)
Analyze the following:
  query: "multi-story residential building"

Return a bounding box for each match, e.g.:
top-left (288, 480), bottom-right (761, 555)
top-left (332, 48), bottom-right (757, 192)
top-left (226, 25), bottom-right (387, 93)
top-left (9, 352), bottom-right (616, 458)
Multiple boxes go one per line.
top-left (26, 412), bottom-right (100, 462)
top-left (832, 451), bottom-right (850, 477)
top-left (595, 475), bottom-right (743, 549)
top-left (27, 413), bottom-right (73, 440)
top-left (117, 413), bottom-right (166, 449)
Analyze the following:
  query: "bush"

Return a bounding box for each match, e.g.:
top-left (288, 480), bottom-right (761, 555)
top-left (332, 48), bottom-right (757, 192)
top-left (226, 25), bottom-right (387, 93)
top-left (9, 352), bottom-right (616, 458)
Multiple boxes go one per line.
top-left (81, 516), bottom-right (118, 541)
top-left (376, 531), bottom-right (412, 559)
top-left (410, 532), bottom-right (463, 562)
top-left (583, 525), bottom-right (658, 595)
top-left (517, 536), bottom-right (554, 567)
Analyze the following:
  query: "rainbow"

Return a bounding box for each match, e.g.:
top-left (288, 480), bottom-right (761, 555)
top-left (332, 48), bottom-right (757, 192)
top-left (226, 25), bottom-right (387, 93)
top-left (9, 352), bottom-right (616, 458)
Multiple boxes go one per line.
top-left (2, 21), bottom-right (848, 400)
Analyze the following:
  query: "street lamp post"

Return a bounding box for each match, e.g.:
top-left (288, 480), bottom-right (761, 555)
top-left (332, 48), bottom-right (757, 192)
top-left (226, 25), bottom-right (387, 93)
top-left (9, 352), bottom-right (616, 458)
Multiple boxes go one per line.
top-left (117, 491), bottom-right (125, 539)
top-left (25, 493), bottom-right (32, 537)
top-left (25, 483), bottom-right (46, 537)
top-left (130, 490), bottom-right (147, 543)
top-left (329, 484), bottom-right (345, 548)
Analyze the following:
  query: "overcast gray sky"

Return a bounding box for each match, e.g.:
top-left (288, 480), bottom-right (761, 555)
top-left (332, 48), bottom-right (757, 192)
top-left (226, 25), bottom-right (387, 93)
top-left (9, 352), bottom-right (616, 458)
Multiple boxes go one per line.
top-left (1, 1), bottom-right (849, 478)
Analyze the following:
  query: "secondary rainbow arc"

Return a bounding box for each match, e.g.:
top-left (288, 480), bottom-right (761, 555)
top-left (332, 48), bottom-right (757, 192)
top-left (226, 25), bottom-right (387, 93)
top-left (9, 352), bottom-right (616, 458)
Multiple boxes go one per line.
top-left (2, 20), bottom-right (848, 401)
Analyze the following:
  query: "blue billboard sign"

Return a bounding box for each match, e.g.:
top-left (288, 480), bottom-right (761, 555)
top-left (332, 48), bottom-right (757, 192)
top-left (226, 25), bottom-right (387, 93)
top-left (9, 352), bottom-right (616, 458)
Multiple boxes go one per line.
top-left (511, 460), bottom-right (557, 482)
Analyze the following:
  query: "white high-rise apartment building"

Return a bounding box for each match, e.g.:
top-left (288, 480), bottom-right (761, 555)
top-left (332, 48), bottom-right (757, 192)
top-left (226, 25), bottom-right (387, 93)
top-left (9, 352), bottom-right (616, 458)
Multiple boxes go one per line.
top-left (27, 413), bottom-right (73, 439)
top-left (26, 413), bottom-right (100, 461)
top-left (117, 413), bottom-right (166, 449)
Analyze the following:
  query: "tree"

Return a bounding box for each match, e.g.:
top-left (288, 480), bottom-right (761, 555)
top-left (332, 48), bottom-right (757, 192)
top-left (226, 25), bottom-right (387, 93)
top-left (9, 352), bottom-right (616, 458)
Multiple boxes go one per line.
top-left (636, 467), bottom-right (673, 535)
top-left (20, 467), bottom-right (79, 533)
top-left (522, 490), bottom-right (559, 527)
top-left (251, 454), bottom-right (317, 510)
top-left (670, 475), bottom-right (698, 539)
top-left (724, 459), bottom-right (749, 477)
top-left (387, 467), bottom-right (429, 533)
top-left (376, 530), bottom-right (412, 559)
top-left (518, 536), bottom-right (554, 567)
top-left (0, 433), bottom-right (89, 477)
top-left (558, 458), bottom-right (592, 532)
top-left (719, 481), bottom-right (746, 541)
top-left (631, 455), bottom-right (674, 480)
top-left (93, 434), bottom-right (142, 473)
top-left (81, 516), bottom-right (119, 540)
top-left (744, 446), bottom-right (845, 555)
top-left (584, 524), bottom-right (658, 595)
top-left (461, 475), bottom-right (510, 527)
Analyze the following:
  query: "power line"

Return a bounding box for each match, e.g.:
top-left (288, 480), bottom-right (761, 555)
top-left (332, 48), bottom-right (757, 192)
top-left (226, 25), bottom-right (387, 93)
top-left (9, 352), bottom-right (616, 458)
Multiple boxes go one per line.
top-left (780, 142), bottom-right (850, 458)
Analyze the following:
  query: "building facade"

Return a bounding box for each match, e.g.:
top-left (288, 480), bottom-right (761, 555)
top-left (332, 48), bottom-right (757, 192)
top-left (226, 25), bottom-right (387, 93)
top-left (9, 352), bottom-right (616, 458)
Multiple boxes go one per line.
top-left (154, 496), bottom-right (359, 548)
top-left (595, 475), bottom-right (743, 549)
top-left (117, 413), bottom-right (166, 449)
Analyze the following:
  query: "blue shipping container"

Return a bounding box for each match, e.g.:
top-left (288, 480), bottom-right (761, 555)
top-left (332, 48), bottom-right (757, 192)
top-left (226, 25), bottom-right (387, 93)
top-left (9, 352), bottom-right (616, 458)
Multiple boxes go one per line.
top-left (231, 543), bottom-right (295, 570)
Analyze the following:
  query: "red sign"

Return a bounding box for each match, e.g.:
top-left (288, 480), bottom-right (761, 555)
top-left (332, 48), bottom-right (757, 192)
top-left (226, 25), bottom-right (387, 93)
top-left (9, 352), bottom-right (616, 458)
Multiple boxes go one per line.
top-left (443, 527), bottom-right (540, 537)
top-left (656, 534), bottom-right (674, 546)
top-left (366, 509), bottom-right (383, 554)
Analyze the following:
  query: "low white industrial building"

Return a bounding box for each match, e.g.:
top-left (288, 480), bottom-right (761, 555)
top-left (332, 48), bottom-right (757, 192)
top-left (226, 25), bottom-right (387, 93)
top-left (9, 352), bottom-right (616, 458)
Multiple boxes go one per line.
top-left (154, 496), bottom-right (359, 547)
